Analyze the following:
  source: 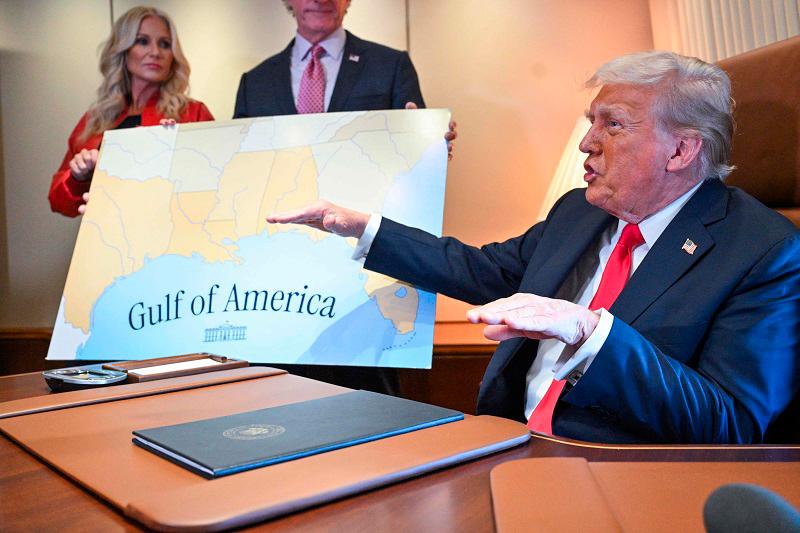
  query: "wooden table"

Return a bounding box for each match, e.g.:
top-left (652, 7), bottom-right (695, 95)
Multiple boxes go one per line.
top-left (2, 371), bottom-right (798, 532)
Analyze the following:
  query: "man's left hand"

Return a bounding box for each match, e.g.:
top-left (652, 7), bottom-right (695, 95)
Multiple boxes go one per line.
top-left (405, 101), bottom-right (457, 160)
top-left (467, 293), bottom-right (600, 346)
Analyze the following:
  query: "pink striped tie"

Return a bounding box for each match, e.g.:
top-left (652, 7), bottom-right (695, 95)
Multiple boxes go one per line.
top-left (296, 45), bottom-right (325, 114)
top-left (527, 223), bottom-right (644, 434)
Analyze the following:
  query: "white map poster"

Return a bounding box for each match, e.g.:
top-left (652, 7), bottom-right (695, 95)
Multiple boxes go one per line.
top-left (47, 109), bottom-right (450, 368)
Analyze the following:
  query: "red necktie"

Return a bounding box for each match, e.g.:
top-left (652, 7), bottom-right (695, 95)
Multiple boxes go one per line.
top-left (527, 223), bottom-right (645, 434)
top-left (296, 45), bottom-right (326, 114)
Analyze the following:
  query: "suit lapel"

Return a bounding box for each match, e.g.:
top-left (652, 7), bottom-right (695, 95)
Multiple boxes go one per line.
top-left (522, 208), bottom-right (615, 297)
top-left (328, 31), bottom-right (366, 112)
top-left (275, 42), bottom-right (298, 115)
top-left (611, 179), bottom-right (728, 324)
top-left (491, 181), bottom-right (728, 407)
top-left (497, 206), bottom-right (614, 374)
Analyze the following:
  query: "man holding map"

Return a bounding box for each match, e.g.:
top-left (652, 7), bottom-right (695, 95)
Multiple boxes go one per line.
top-left (233, 0), bottom-right (449, 395)
top-left (267, 50), bottom-right (800, 444)
top-left (233, 0), bottom-right (426, 118)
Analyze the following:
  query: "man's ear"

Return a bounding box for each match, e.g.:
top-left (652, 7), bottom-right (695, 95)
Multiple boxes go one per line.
top-left (666, 135), bottom-right (703, 172)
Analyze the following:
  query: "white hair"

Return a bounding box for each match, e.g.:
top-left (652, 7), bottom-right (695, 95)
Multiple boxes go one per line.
top-left (587, 51), bottom-right (735, 180)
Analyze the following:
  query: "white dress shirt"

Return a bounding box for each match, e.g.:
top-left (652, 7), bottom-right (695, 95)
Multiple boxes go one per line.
top-left (523, 182), bottom-right (702, 418)
top-left (291, 27), bottom-right (347, 112)
top-left (353, 182), bottom-right (703, 420)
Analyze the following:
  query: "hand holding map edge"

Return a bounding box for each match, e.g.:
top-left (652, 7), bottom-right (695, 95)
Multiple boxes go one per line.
top-left (266, 200), bottom-right (369, 239)
top-left (68, 148), bottom-right (99, 182)
top-left (404, 101), bottom-right (457, 160)
top-left (77, 192), bottom-right (90, 215)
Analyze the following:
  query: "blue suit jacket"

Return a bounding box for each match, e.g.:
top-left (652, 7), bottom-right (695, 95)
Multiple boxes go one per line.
top-left (365, 179), bottom-right (800, 444)
top-left (233, 31), bottom-right (425, 118)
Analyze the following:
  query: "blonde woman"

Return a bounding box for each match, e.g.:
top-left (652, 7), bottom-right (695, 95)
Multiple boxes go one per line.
top-left (49, 6), bottom-right (213, 217)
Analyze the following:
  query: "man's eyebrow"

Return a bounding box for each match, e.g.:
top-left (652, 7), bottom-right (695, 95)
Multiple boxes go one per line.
top-left (591, 104), bottom-right (630, 117)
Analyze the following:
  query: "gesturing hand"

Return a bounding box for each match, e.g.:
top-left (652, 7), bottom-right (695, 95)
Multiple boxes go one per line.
top-left (467, 293), bottom-right (600, 346)
top-left (266, 200), bottom-right (370, 238)
top-left (69, 149), bottom-right (99, 182)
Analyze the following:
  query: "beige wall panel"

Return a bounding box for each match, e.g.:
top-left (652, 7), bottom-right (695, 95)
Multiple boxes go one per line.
top-left (0, 0), bottom-right (108, 327)
top-left (410, 0), bottom-right (654, 321)
top-left (344, 0), bottom-right (408, 51)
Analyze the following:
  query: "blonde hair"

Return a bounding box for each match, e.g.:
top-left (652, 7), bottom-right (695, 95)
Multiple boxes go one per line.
top-left (82, 6), bottom-right (191, 140)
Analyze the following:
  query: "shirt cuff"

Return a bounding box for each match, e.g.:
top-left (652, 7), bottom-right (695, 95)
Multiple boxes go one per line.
top-left (553, 308), bottom-right (614, 383)
top-left (350, 213), bottom-right (382, 261)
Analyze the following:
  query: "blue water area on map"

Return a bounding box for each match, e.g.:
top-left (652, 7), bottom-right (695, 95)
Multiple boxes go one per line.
top-left (76, 230), bottom-right (435, 368)
top-left (298, 288), bottom-right (435, 368)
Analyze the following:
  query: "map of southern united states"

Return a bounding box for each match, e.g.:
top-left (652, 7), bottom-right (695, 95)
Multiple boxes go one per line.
top-left (62, 112), bottom-right (429, 335)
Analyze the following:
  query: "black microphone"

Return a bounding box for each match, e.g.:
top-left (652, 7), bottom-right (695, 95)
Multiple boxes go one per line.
top-left (703, 483), bottom-right (800, 533)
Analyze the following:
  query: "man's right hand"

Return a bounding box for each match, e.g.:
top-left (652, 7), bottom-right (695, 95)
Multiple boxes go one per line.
top-left (69, 149), bottom-right (98, 182)
top-left (266, 200), bottom-right (370, 238)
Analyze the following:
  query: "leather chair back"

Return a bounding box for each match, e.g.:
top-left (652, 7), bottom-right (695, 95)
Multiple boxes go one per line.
top-left (718, 35), bottom-right (800, 227)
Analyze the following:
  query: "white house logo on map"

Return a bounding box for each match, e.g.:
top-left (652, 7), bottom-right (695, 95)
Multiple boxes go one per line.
top-left (222, 424), bottom-right (286, 440)
top-left (204, 322), bottom-right (247, 343)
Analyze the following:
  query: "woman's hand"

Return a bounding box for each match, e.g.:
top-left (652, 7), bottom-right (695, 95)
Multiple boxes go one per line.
top-left (77, 192), bottom-right (90, 215)
top-left (69, 149), bottom-right (98, 182)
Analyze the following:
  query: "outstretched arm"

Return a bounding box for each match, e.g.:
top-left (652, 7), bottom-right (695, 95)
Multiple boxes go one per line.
top-left (269, 200), bottom-right (546, 305)
top-left (266, 200), bottom-right (370, 238)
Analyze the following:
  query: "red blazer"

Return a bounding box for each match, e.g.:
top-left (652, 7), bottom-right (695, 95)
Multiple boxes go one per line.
top-left (49, 96), bottom-right (214, 217)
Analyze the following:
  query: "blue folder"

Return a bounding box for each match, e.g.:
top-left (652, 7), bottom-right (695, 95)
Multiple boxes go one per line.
top-left (133, 390), bottom-right (464, 478)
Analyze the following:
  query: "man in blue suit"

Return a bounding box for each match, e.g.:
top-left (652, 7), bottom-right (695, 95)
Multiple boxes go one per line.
top-left (268, 50), bottom-right (800, 444)
top-left (233, 0), bottom-right (425, 118)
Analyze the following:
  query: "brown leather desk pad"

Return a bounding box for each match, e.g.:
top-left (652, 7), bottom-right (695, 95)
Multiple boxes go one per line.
top-left (0, 369), bottom-right (530, 531)
top-left (0, 366), bottom-right (283, 419)
top-left (490, 457), bottom-right (800, 532)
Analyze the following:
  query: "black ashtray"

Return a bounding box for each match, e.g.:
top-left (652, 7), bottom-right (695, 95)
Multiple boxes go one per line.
top-left (43, 365), bottom-right (128, 392)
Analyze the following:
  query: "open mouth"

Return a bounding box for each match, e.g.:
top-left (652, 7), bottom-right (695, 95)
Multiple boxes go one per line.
top-left (583, 161), bottom-right (599, 182)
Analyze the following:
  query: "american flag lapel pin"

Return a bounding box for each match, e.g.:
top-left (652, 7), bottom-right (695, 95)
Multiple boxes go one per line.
top-left (681, 238), bottom-right (698, 255)
top-left (348, 53), bottom-right (360, 62)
